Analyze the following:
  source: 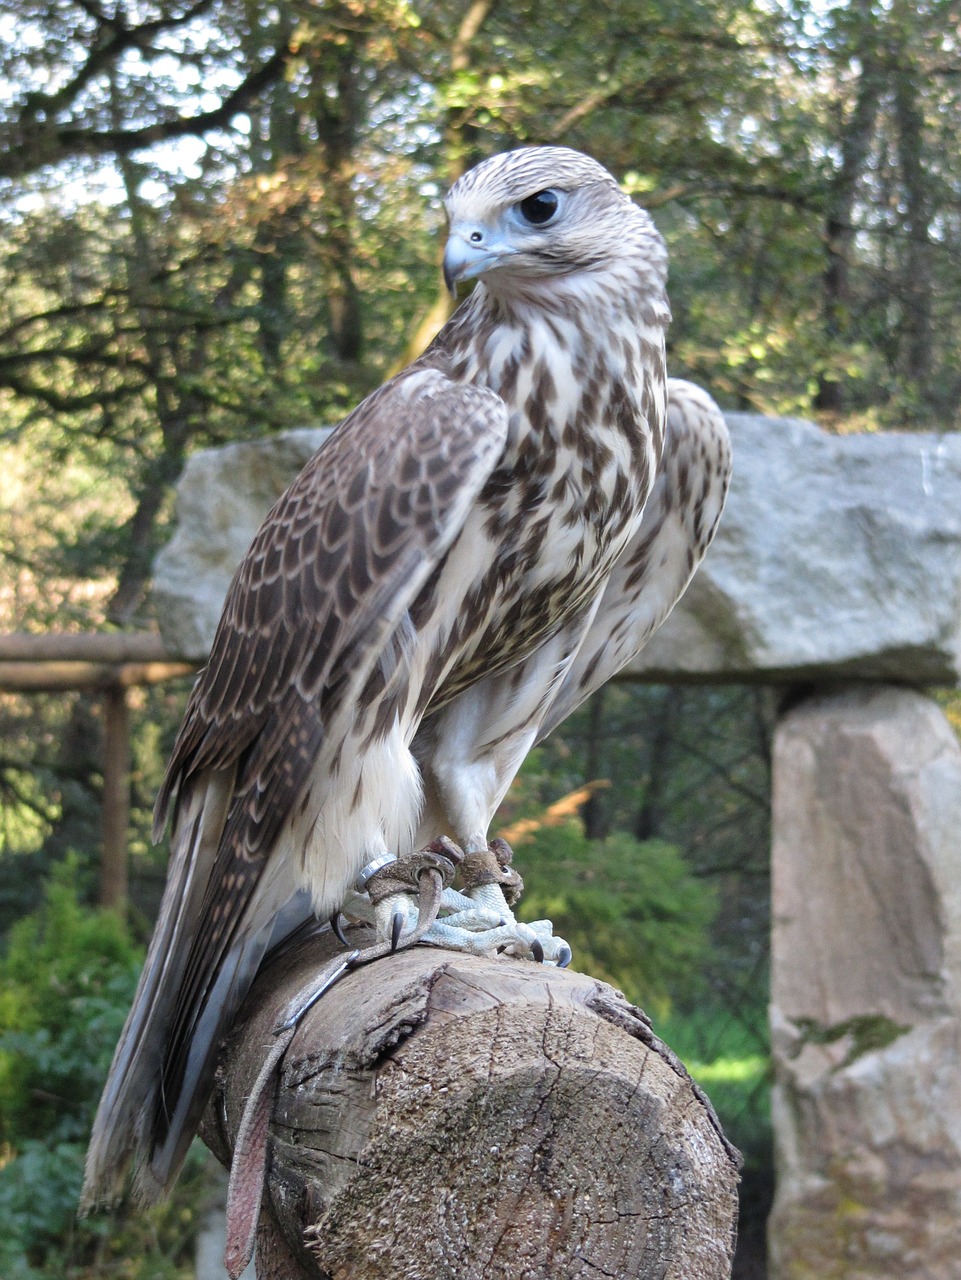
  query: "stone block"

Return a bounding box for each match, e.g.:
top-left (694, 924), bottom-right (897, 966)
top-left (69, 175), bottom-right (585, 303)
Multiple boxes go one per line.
top-left (629, 415), bottom-right (961, 683)
top-left (768, 685), bottom-right (961, 1278)
top-left (152, 414), bottom-right (961, 681)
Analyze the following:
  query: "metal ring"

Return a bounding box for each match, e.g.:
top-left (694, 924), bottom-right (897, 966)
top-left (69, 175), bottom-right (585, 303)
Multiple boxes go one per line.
top-left (354, 851), bottom-right (397, 892)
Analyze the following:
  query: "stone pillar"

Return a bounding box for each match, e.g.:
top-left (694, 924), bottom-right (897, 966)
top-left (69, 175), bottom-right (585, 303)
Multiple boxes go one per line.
top-left (768, 685), bottom-right (961, 1278)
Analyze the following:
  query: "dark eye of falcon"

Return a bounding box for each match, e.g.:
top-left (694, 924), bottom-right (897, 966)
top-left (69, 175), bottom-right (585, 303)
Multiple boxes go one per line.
top-left (517, 189), bottom-right (560, 226)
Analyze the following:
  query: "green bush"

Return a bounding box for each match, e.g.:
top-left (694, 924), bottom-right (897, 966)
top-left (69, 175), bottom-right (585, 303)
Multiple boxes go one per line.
top-left (513, 822), bottom-right (717, 1016)
top-left (659, 1002), bottom-right (771, 1169)
top-left (0, 862), bottom-right (207, 1278)
top-left (0, 860), bottom-right (142, 1150)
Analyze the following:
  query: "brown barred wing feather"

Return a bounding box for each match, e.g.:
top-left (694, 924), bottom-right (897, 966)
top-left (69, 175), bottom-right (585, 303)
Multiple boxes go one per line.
top-left (157, 365), bottom-right (508, 831)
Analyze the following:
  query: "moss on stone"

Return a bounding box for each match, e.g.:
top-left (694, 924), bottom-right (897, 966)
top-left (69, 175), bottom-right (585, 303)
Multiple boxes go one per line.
top-left (792, 1013), bottom-right (910, 1068)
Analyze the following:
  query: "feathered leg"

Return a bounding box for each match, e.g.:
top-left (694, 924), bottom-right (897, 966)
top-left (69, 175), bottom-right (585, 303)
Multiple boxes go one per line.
top-left (406, 646), bottom-right (581, 963)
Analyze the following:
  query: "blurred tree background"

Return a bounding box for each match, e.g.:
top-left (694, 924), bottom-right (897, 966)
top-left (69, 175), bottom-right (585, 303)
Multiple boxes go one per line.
top-left (0, 0), bottom-right (959, 1275)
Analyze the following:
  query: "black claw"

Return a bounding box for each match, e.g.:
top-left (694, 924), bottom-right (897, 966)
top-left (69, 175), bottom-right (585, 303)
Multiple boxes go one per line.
top-left (329, 913), bottom-right (350, 948)
top-left (557, 944), bottom-right (573, 969)
top-left (530, 937), bottom-right (545, 964)
top-left (390, 910), bottom-right (405, 952)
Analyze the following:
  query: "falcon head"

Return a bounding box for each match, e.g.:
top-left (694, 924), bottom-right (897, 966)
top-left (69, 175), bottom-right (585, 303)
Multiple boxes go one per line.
top-left (442, 146), bottom-right (653, 295)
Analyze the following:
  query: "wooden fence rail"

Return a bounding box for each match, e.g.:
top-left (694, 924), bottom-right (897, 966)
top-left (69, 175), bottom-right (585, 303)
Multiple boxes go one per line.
top-left (0, 632), bottom-right (200, 908)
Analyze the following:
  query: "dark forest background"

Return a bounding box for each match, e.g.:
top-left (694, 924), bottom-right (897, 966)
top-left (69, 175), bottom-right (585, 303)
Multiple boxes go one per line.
top-left (1, 1), bottom-right (960, 1275)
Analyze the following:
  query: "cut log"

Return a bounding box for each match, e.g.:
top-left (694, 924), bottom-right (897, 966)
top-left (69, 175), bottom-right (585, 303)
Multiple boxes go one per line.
top-left (202, 928), bottom-right (740, 1280)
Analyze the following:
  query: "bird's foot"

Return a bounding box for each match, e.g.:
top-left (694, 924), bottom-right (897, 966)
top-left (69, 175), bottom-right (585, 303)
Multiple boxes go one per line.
top-left (337, 840), bottom-right (463, 950)
top-left (421, 909), bottom-right (572, 965)
top-left (430, 838), bottom-right (571, 965)
top-left (338, 837), bottom-right (571, 966)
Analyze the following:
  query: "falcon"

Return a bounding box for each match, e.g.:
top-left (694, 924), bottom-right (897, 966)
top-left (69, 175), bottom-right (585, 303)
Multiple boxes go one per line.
top-left (82, 146), bottom-right (731, 1209)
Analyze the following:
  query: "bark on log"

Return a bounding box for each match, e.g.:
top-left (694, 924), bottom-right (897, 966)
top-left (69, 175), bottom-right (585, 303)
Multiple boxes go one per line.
top-left (202, 928), bottom-right (741, 1280)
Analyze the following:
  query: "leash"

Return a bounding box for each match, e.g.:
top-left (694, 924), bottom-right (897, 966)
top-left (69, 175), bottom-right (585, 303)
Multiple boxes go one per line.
top-left (223, 846), bottom-right (457, 1279)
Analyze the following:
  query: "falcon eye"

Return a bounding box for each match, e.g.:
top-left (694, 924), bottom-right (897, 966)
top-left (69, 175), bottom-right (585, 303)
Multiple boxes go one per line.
top-left (517, 189), bottom-right (560, 226)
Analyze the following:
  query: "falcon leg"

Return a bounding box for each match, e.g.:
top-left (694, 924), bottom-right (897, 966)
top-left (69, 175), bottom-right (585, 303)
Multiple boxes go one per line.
top-left (339, 842), bottom-right (463, 947)
top-left (337, 839), bottom-right (571, 965)
top-left (338, 839), bottom-right (505, 949)
top-left (413, 672), bottom-right (579, 964)
top-left (430, 838), bottom-right (572, 965)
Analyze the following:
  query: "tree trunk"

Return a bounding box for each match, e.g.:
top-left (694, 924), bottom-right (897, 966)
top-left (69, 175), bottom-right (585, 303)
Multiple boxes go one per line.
top-left (815, 10), bottom-right (883, 415)
top-left (202, 929), bottom-right (740, 1280)
top-left (314, 9), bottom-right (367, 369)
top-left (892, 35), bottom-right (933, 401)
top-left (634, 686), bottom-right (683, 842)
top-left (580, 688), bottom-right (608, 839)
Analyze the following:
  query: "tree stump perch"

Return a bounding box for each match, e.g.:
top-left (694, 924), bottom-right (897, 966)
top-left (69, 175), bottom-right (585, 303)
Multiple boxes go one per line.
top-left (202, 928), bottom-right (740, 1280)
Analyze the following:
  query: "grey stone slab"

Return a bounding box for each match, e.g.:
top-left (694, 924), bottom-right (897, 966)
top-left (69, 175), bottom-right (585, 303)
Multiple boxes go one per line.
top-left (630, 415), bottom-right (961, 683)
top-left (153, 413), bottom-right (961, 684)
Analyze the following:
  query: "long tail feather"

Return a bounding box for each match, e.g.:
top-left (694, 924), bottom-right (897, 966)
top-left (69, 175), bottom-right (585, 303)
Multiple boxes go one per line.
top-left (82, 771), bottom-right (234, 1209)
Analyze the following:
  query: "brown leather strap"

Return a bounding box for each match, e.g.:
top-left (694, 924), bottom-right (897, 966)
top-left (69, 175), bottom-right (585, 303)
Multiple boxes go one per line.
top-left (459, 838), bottom-right (524, 906)
top-left (363, 845), bottom-right (459, 905)
top-left (223, 863), bottom-right (447, 1278)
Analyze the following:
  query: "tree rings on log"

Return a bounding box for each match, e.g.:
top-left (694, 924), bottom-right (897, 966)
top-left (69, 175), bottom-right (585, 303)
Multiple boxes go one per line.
top-left (203, 928), bottom-right (740, 1280)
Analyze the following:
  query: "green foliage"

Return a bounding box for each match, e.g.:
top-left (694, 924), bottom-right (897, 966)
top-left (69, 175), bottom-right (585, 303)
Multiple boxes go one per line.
top-left (514, 823), bottom-right (717, 1016)
top-left (0, 864), bottom-right (206, 1279)
top-left (660, 998), bottom-right (773, 1265)
top-left (0, 1137), bottom-right (209, 1280)
top-left (0, 861), bottom-right (136, 1272)
top-left (0, 858), bottom-right (141, 1145)
top-left (660, 1002), bottom-right (771, 1170)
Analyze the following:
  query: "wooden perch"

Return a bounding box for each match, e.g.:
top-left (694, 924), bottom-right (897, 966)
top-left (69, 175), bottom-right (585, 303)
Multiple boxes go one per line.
top-left (0, 660), bottom-right (196, 691)
top-left (0, 632), bottom-right (175, 663)
top-left (202, 928), bottom-right (741, 1280)
top-left (0, 632), bottom-right (198, 689)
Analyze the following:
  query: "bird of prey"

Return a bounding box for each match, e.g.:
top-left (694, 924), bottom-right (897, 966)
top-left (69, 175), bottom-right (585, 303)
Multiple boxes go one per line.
top-left (82, 146), bottom-right (731, 1209)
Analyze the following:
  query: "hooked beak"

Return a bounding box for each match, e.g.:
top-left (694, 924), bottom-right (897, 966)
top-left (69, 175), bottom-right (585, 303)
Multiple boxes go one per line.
top-left (442, 230), bottom-right (513, 296)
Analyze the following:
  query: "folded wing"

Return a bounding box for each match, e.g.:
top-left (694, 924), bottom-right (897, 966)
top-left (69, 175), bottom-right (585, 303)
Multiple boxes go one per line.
top-left (82, 361), bottom-right (509, 1207)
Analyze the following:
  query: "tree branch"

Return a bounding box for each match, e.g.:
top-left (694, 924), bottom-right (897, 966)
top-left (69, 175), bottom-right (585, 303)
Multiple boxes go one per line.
top-left (19, 0), bottom-right (219, 122)
top-left (1, 43), bottom-right (291, 179)
top-left (0, 369), bottom-right (145, 413)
